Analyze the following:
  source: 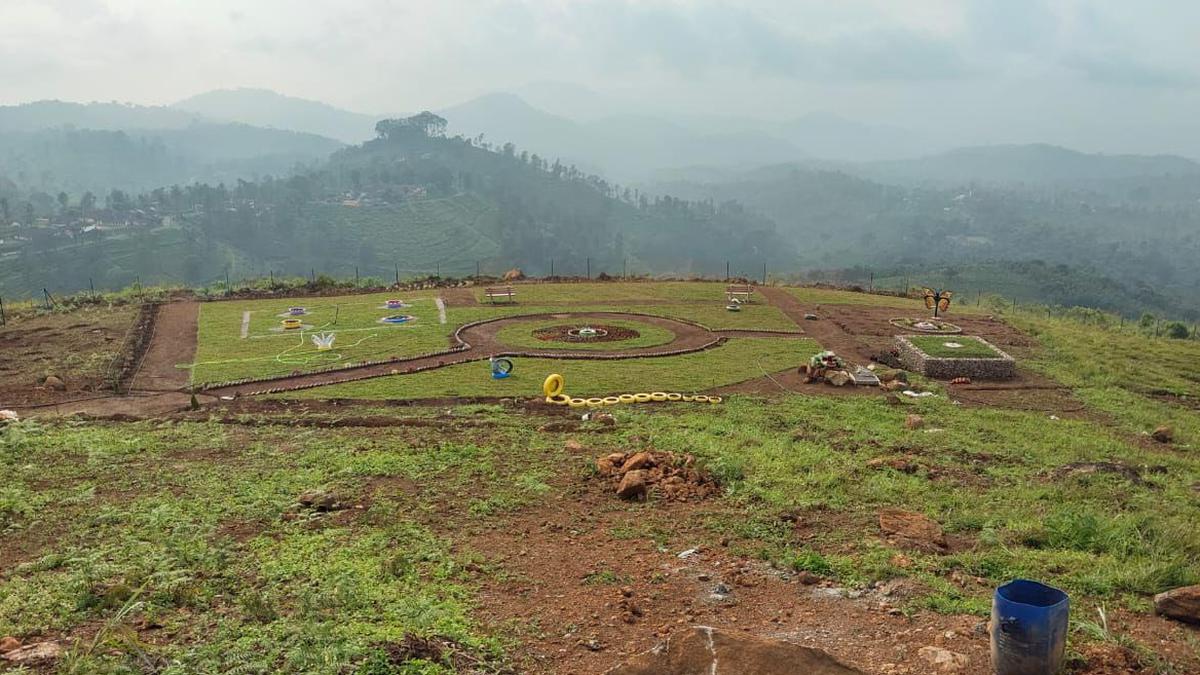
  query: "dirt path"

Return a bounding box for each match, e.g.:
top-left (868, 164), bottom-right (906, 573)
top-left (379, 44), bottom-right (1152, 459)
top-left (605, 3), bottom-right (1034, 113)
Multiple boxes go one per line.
top-left (131, 301), bottom-right (199, 392)
top-left (758, 287), bottom-right (874, 364)
top-left (439, 287), bottom-right (479, 307)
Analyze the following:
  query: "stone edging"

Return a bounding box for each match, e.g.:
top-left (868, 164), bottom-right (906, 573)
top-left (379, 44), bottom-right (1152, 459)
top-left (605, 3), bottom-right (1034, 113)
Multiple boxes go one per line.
top-left (895, 335), bottom-right (1016, 380)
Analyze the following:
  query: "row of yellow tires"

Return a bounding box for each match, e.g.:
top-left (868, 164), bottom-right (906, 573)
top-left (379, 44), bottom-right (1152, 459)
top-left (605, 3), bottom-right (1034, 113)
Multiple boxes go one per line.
top-left (541, 373), bottom-right (722, 407)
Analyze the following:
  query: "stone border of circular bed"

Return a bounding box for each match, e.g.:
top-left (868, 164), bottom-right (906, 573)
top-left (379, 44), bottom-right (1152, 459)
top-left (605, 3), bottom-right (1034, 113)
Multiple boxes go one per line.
top-left (895, 334), bottom-right (1016, 380)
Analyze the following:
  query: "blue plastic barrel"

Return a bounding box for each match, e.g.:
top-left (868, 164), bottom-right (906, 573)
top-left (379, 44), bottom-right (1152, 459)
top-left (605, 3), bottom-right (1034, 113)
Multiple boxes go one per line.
top-left (991, 579), bottom-right (1069, 675)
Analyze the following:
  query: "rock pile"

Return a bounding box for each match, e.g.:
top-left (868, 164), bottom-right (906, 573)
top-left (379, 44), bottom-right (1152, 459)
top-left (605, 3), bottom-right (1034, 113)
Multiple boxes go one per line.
top-left (595, 451), bottom-right (719, 502)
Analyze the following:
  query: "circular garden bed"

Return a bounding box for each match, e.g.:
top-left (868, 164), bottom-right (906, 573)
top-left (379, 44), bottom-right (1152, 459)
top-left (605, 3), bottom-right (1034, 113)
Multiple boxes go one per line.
top-left (494, 318), bottom-right (676, 351)
top-left (888, 317), bottom-right (962, 334)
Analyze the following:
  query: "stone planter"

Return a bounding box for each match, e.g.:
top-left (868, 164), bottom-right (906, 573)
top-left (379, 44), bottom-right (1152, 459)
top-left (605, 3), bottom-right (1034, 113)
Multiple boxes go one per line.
top-left (896, 335), bottom-right (1016, 380)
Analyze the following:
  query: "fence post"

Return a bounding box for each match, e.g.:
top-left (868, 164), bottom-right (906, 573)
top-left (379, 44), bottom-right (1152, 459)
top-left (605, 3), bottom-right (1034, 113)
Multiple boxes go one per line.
top-left (394, 263), bottom-right (399, 285)
top-left (726, 260), bottom-right (730, 280)
top-left (624, 259), bottom-right (628, 279)
top-left (436, 262), bottom-right (440, 278)
top-left (586, 257), bottom-right (591, 279)
top-left (869, 272), bottom-right (874, 292)
top-left (762, 262), bottom-right (767, 285)
top-left (225, 270), bottom-right (230, 297)
top-left (355, 266), bottom-right (360, 285)
top-left (550, 259), bottom-right (554, 277)
top-left (0, 295), bottom-right (5, 325)
top-left (476, 261), bottom-right (480, 278)
top-left (89, 277), bottom-right (95, 299)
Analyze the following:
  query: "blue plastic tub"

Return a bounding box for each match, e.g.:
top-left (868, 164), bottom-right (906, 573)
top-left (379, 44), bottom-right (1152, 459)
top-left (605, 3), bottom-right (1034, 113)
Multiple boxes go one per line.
top-left (991, 579), bottom-right (1069, 675)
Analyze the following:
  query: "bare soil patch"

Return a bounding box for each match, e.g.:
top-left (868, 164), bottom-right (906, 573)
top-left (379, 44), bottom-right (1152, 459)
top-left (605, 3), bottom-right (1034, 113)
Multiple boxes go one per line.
top-left (0, 306), bottom-right (136, 407)
top-left (131, 301), bottom-right (199, 392)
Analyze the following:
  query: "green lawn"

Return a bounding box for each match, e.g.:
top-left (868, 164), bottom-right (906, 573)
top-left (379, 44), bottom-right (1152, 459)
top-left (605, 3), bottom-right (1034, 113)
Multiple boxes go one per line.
top-left (908, 335), bottom-right (1004, 359)
top-left (277, 337), bottom-right (818, 400)
top-left (191, 293), bottom-right (515, 385)
top-left (493, 317), bottom-right (676, 351)
top-left (784, 286), bottom-right (984, 314)
top-left (474, 281), bottom-right (735, 304)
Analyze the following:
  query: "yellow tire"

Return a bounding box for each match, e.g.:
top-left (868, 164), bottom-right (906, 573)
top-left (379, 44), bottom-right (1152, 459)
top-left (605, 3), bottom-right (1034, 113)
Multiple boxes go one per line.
top-left (586, 397), bottom-right (605, 407)
top-left (709, 396), bottom-right (723, 404)
top-left (666, 393), bottom-right (683, 401)
top-left (542, 373), bottom-right (565, 398)
top-left (567, 397), bottom-right (588, 408)
top-left (649, 392), bottom-right (668, 402)
top-left (602, 396), bottom-right (621, 406)
top-left (546, 394), bottom-right (570, 405)
top-left (692, 395), bottom-right (710, 403)
top-left (681, 395), bottom-right (695, 402)
top-left (618, 394), bottom-right (637, 404)
top-left (633, 393), bottom-right (652, 403)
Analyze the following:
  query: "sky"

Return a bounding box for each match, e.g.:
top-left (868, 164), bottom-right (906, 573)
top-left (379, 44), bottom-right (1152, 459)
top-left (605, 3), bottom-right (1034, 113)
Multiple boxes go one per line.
top-left (2, 0), bottom-right (1199, 155)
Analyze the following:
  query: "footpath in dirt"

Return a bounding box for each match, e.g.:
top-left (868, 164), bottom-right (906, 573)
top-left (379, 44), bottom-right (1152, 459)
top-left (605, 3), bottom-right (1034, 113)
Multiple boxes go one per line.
top-left (132, 301), bottom-right (199, 392)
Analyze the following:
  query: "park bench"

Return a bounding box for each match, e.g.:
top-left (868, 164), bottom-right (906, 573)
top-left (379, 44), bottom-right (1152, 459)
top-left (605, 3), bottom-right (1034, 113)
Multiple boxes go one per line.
top-left (484, 285), bottom-right (516, 303)
top-left (726, 284), bottom-right (753, 303)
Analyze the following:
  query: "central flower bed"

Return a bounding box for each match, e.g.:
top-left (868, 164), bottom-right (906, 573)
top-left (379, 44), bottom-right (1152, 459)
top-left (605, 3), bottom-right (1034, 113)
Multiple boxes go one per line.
top-left (534, 324), bottom-right (639, 343)
top-left (492, 316), bottom-right (678, 352)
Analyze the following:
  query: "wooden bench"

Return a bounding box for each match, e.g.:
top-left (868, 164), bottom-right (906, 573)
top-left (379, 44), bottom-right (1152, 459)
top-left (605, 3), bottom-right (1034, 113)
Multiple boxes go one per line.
top-left (726, 284), bottom-right (753, 303)
top-left (484, 285), bottom-right (516, 303)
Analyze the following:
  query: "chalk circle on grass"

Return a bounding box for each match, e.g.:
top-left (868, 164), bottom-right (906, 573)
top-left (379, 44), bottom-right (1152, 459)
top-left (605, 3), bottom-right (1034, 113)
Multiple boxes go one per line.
top-left (378, 315), bottom-right (417, 325)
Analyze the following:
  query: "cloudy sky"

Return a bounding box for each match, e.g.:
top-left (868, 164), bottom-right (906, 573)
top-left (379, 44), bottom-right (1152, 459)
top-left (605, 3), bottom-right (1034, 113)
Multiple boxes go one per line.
top-left (2, 0), bottom-right (1198, 155)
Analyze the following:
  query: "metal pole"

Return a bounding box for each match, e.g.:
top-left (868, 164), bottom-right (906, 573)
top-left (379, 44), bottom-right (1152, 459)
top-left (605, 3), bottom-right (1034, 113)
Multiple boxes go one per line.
top-left (476, 261), bottom-right (480, 278)
top-left (586, 257), bottom-right (591, 279)
top-left (624, 259), bottom-right (628, 279)
top-left (550, 259), bottom-right (554, 277)
top-left (762, 262), bottom-right (766, 285)
top-left (436, 262), bottom-right (440, 278)
top-left (89, 278), bottom-right (95, 299)
top-left (0, 296), bottom-right (5, 326)
top-left (269, 270), bottom-right (274, 286)
top-left (395, 263), bottom-right (400, 285)
top-left (869, 272), bottom-right (874, 292)
top-left (225, 270), bottom-right (230, 296)
top-left (355, 266), bottom-right (359, 285)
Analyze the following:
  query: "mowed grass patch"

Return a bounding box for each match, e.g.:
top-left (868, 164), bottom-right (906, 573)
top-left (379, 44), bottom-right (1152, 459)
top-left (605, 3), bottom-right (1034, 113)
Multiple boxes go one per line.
top-left (278, 337), bottom-right (818, 400)
top-left (476, 301), bottom-right (797, 332)
top-left (493, 317), bottom-right (675, 351)
top-left (191, 293), bottom-right (517, 384)
top-left (909, 335), bottom-right (1004, 358)
top-left (474, 281), bottom-right (734, 304)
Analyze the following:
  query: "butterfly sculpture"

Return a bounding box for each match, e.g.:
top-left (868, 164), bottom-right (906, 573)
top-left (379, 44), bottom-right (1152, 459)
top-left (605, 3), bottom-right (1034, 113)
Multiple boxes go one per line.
top-left (922, 288), bottom-right (953, 317)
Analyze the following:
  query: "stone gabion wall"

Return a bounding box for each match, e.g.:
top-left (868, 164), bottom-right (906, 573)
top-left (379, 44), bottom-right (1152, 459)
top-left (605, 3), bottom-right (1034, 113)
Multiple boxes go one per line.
top-left (896, 335), bottom-right (1016, 380)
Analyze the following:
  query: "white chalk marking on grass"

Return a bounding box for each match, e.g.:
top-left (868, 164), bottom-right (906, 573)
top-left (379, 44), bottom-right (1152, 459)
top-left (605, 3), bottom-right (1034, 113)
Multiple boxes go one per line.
top-left (435, 297), bottom-right (447, 324)
top-left (240, 311), bottom-right (252, 339)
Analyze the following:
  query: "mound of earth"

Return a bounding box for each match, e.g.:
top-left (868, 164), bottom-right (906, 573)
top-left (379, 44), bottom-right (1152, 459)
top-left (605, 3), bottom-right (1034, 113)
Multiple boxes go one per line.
top-left (595, 451), bottom-right (719, 501)
top-left (605, 626), bottom-right (863, 675)
top-left (534, 324), bottom-right (640, 343)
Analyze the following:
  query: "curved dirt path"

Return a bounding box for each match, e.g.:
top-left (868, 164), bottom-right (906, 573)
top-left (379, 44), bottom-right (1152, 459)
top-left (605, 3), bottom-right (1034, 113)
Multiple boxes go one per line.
top-left (204, 312), bottom-right (726, 398)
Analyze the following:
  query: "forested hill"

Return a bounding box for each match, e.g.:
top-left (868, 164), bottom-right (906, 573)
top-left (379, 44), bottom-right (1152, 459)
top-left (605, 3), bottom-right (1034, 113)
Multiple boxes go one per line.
top-left (0, 113), bottom-right (794, 298)
top-left (648, 163), bottom-right (1200, 318)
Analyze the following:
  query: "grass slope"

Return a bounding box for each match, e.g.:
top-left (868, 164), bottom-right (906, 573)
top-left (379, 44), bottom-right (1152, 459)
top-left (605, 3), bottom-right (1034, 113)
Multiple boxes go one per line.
top-left (279, 338), bottom-right (817, 400)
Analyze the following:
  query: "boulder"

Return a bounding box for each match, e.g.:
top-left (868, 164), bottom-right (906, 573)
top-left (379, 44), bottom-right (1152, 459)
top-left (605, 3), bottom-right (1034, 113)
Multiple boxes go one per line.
top-left (297, 489), bottom-right (340, 511)
top-left (917, 646), bottom-right (969, 672)
top-left (878, 508), bottom-right (947, 552)
top-left (884, 380), bottom-right (906, 392)
top-left (1, 641), bottom-right (62, 663)
top-left (1154, 585), bottom-right (1200, 624)
top-left (1151, 426), bottom-right (1174, 443)
top-left (623, 452), bottom-right (655, 472)
top-left (596, 457), bottom-right (617, 475)
top-left (826, 371), bottom-right (852, 387)
top-left (43, 375), bottom-right (66, 391)
top-left (616, 470), bottom-right (649, 500)
top-left (905, 414), bottom-right (924, 430)
top-left (605, 626), bottom-right (863, 675)
top-left (876, 369), bottom-right (908, 384)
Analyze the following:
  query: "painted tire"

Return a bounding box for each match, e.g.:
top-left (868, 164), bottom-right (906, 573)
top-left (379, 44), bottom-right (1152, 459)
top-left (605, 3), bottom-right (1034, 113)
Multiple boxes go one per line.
top-left (585, 397), bottom-right (605, 407)
top-left (666, 393), bottom-right (683, 401)
top-left (492, 358), bottom-right (514, 375)
top-left (650, 392), bottom-right (669, 402)
top-left (618, 394), bottom-right (637, 404)
top-left (543, 373), bottom-right (565, 398)
top-left (568, 397), bottom-right (588, 408)
top-left (709, 396), bottom-right (723, 404)
top-left (546, 394), bottom-right (570, 405)
top-left (692, 395), bottom-right (710, 403)
top-left (681, 395), bottom-right (695, 402)
top-left (633, 393), bottom-right (652, 403)
top-left (602, 396), bottom-right (621, 406)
